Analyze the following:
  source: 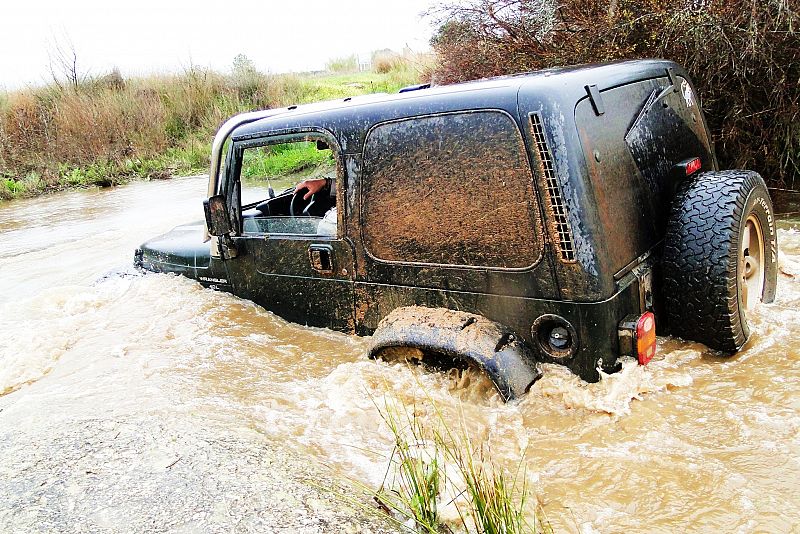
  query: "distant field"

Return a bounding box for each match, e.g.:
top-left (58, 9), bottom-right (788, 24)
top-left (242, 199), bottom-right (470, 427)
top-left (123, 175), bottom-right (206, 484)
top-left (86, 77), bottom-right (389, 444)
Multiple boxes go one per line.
top-left (0, 56), bottom-right (425, 200)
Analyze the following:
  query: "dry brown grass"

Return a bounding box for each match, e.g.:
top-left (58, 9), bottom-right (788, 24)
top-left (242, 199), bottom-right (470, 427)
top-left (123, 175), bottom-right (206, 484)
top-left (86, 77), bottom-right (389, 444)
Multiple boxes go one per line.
top-left (0, 71), bottom-right (229, 186)
top-left (372, 50), bottom-right (406, 74)
top-left (52, 89), bottom-right (167, 164)
top-left (0, 63), bottom-right (422, 200)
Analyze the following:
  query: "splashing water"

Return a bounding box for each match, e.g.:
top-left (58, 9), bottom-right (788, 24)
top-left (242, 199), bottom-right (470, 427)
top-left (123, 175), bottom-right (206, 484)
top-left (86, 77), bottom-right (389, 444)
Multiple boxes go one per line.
top-left (1, 179), bottom-right (798, 532)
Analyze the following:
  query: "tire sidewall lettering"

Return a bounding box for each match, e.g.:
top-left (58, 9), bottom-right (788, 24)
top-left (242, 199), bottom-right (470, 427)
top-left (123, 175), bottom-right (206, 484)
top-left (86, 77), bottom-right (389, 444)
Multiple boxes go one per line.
top-left (749, 195), bottom-right (778, 265)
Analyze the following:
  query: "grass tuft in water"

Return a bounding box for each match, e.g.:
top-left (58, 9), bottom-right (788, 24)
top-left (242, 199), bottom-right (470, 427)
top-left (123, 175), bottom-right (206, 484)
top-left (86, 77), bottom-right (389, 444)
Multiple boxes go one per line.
top-left (375, 401), bottom-right (443, 533)
top-left (373, 394), bottom-right (552, 534)
top-left (451, 440), bottom-right (532, 534)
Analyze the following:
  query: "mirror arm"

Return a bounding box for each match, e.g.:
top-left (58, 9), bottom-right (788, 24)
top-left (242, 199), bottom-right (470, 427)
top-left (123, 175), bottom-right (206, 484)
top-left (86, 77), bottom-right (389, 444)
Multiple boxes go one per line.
top-left (218, 234), bottom-right (238, 260)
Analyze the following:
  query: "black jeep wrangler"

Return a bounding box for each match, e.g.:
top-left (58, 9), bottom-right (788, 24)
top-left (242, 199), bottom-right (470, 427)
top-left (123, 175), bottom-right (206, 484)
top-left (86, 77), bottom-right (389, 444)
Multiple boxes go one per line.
top-left (135, 59), bottom-right (778, 401)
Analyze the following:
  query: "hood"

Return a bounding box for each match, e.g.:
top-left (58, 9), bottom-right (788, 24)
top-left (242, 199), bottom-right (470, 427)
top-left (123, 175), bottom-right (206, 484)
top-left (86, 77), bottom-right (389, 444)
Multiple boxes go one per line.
top-left (134, 222), bottom-right (211, 273)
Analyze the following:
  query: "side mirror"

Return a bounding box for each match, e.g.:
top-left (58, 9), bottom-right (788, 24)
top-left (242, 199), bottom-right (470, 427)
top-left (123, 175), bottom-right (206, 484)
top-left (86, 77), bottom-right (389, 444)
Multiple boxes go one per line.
top-left (204, 194), bottom-right (232, 236)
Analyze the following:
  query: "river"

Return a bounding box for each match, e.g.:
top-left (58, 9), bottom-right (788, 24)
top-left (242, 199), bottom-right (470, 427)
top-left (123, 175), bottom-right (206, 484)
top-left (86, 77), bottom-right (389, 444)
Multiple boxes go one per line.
top-left (1, 176), bottom-right (798, 533)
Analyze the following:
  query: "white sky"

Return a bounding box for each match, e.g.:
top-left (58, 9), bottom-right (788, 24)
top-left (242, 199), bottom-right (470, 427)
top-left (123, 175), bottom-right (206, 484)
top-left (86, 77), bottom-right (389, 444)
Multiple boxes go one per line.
top-left (0, 0), bottom-right (439, 90)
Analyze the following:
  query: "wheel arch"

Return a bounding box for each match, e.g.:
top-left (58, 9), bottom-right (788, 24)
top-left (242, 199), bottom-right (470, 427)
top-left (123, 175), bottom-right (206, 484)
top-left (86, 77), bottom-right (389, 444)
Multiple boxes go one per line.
top-left (368, 306), bottom-right (542, 401)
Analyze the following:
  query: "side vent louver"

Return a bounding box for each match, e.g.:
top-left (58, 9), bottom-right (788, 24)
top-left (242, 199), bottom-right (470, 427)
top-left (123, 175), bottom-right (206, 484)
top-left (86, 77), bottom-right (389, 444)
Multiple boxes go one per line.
top-left (529, 113), bottom-right (576, 263)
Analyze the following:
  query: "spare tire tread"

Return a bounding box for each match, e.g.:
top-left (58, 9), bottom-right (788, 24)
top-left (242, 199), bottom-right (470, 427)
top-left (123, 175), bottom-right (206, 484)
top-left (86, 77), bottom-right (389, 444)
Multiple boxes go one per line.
top-left (662, 170), bottom-right (770, 352)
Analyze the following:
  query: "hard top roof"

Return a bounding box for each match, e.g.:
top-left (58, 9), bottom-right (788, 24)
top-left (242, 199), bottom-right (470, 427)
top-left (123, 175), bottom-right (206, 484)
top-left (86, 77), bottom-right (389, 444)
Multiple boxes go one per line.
top-left (231, 59), bottom-right (683, 143)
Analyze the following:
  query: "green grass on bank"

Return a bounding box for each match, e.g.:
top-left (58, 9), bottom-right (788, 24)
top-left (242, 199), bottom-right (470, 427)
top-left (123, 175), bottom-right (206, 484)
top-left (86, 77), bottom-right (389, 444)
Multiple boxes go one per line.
top-left (0, 55), bottom-right (426, 201)
top-left (1, 141), bottom-right (211, 197)
top-left (241, 142), bottom-right (335, 181)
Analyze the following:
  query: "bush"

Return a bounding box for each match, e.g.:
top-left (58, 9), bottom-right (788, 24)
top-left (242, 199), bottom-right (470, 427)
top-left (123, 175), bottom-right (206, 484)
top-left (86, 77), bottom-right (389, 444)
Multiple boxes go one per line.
top-left (428, 0), bottom-right (800, 189)
top-left (325, 54), bottom-right (359, 73)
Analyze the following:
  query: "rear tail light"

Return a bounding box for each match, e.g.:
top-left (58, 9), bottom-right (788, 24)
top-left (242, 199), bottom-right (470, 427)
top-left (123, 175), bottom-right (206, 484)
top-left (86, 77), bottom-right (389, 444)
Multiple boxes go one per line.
top-left (618, 312), bottom-right (657, 365)
top-left (636, 312), bottom-right (656, 365)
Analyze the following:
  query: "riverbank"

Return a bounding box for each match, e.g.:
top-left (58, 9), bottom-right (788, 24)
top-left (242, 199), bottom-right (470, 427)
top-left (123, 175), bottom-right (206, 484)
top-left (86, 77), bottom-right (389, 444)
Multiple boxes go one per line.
top-left (0, 415), bottom-right (400, 533)
top-left (0, 59), bottom-right (424, 201)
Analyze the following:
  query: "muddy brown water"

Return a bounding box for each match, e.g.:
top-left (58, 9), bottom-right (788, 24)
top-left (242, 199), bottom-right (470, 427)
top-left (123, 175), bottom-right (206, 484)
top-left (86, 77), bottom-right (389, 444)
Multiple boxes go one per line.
top-left (0, 176), bottom-right (798, 533)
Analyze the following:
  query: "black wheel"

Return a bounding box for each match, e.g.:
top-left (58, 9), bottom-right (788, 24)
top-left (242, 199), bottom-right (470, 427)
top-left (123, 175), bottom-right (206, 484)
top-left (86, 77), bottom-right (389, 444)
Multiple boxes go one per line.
top-left (662, 170), bottom-right (778, 352)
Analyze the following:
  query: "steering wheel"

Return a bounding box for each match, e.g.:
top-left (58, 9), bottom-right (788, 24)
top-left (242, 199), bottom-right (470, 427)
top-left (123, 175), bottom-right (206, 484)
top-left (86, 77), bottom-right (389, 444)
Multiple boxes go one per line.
top-left (290, 188), bottom-right (316, 217)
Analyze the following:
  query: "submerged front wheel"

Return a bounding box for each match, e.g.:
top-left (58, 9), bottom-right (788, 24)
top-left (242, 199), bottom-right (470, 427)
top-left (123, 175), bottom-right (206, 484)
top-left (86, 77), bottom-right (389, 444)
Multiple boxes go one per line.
top-left (662, 170), bottom-right (778, 352)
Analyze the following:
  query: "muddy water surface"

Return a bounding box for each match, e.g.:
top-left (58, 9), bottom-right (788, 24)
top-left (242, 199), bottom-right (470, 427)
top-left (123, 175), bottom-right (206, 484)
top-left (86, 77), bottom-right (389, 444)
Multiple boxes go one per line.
top-left (0, 177), bottom-right (798, 533)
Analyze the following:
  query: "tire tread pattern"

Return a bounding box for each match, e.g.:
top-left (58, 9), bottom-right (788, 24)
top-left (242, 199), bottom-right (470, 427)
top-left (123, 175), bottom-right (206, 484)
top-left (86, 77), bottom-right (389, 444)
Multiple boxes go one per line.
top-left (662, 170), bottom-right (767, 352)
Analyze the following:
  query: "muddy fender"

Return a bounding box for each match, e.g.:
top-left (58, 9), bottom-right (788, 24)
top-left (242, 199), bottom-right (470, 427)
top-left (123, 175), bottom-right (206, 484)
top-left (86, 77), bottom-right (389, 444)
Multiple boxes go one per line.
top-left (368, 306), bottom-right (541, 401)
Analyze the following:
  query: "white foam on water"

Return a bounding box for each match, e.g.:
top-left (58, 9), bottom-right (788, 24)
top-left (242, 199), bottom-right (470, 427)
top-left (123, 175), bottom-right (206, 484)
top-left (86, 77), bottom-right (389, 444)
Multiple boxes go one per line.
top-left (1, 181), bottom-right (799, 533)
top-left (0, 278), bottom-right (132, 395)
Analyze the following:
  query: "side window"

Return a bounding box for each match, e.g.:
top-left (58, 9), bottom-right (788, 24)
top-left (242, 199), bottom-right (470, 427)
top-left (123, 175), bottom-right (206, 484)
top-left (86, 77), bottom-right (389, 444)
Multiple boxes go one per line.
top-left (361, 111), bottom-right (542, 268)
top-left (235, 137), bottom-right (339, 237)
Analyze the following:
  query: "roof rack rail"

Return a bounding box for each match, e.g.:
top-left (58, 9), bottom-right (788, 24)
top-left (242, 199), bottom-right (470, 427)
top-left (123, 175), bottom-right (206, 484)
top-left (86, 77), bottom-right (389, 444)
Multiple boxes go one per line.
top-left (204, 109), bottom-right (279, 241)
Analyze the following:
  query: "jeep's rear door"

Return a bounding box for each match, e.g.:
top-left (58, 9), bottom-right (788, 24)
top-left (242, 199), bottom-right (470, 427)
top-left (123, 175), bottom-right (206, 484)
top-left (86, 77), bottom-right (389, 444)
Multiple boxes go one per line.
top-left (574, 75), bottom-right (714, 274)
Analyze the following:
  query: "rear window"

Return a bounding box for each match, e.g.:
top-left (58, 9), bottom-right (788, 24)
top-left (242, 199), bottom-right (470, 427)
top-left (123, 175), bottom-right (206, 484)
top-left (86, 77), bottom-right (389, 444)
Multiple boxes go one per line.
top-left (361, 111), bottom-right (541, 269)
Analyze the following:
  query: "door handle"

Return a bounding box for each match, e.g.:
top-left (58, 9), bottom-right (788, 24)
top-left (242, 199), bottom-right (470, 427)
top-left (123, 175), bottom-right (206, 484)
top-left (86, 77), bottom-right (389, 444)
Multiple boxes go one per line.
top-left (308, 244), bottom-right (334, 274)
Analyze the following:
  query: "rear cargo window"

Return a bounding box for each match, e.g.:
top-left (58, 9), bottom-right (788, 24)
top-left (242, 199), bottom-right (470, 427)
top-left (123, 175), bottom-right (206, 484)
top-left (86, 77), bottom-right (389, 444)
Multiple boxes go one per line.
top-left (361, 111), bottom-right (541, 268)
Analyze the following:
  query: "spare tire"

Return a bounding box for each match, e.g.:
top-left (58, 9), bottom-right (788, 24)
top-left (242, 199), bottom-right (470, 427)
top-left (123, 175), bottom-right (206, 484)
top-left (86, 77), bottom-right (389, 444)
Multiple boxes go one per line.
top-left (662, 170), bottom-right (778, 352)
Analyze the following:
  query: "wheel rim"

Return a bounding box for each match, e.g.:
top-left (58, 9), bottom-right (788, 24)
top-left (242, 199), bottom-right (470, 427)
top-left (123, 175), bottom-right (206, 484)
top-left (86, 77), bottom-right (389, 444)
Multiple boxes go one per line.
top-left (740, 214), bottom-right (765, 310)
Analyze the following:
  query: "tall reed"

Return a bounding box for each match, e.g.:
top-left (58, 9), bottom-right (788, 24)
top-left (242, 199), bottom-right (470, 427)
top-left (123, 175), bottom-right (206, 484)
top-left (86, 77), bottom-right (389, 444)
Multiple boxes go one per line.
top-left (0, 55), bottom-right (427, 200)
